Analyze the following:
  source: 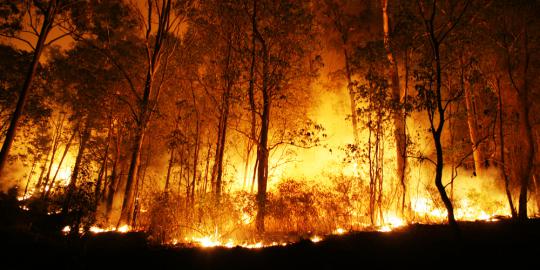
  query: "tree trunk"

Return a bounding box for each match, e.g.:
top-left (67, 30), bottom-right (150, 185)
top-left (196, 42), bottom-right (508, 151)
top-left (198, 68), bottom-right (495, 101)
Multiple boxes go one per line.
top-left (0, 1), bottom-right (58, 180)
top-left (343, 49), bottom-right (360, 146)
top-left (44, 127), bottom-right (76, 199)
top-left (119, 130), bottom-right (144, 225)
top-left (164, 148), bottom-right (174, 193)
top-left (62, 119), bottom-right (91, 216)
top-left (190, 84), bottom-right (200, 207)
top-left (462, 57), bottom-right (485, 176)
top-left (497, 78), bottom-right (517, 218)
top-left (95, 121), bottom-right (113, 206)
top-left (105, 128), bottom-right (122, 219)
top-left (382, 0), bottom-right (407, 215)
top-left (427, 17), bottom-right (457, 229)
top-left (41, 114), bottom-right (66, 194)
top-left (118, 0), bottom-right (173, 226)
top-left (245, 0), bottom-right (258, 191)
top-left (255, 31), bottom-right (269, 234)
top-left (517, 88), bottom-right (533, 221)
top-left (212, 35), bottom-right (234, 204)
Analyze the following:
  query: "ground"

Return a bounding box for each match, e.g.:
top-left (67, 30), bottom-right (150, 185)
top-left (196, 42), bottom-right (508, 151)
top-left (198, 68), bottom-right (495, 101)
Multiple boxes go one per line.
top-left (2, 219), bottom-right (540, 269)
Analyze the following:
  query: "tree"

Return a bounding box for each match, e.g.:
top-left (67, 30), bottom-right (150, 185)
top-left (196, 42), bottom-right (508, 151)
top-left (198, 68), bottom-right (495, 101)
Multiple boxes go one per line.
top-left (415, 0), bottom-right (472, 229)
top-left (381, 0), bottom-right (408, 216)
top-left (0, 0), bottom-right (72, 181)
top-left (251, 0), bottom-right (316, 234)
top-left (117, 0), bottom-right (191, 226)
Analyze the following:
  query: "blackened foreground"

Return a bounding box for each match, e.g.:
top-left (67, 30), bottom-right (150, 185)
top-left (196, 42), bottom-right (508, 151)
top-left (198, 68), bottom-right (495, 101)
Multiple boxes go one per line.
top-left (2, 219), bottom-right (540, 270)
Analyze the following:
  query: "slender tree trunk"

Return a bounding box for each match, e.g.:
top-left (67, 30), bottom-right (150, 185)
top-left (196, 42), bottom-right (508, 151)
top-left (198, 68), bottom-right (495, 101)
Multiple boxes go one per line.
top-left (517, 87), bottom-right (533, 221)
top-left (212, 35), bottom-right (234, 204)
top-left (0, 1), bottom-right (58, 179)
top-left (255, 29), bottom-right (269, 234)
top-left (119, 0), bottom-right (173, 226)
top-left (119, 131), bottom-right (144, 225)
top-left (23, 157), bottom-right (38, 200)
top-left (164, 148), bottom-right (175, 193)
top-left (497, 78), bottom-right (517, 218)
top-left (106, 128), bottom-right (122, 219)
top-left (343, 49), bottom-right (360, 146)
top-left (190, 84), bottom-right (200, 207)
top-left (44, 128), bottom-right (76, 199)
top-left (382, 0), bottom-right (407, 216)
top-left (421, 3), bottom-right (458, 229)
top-left (41, 114), bottom-right (66, 193)
top-left (462, 56), bottom-right (485, 176)
top-left (62, 120), bottom-right (91, 216)
top-left (246, 0), bottom-right (258, 191)
top-left (95, 122), bottom-right (113, 206)
top-left (432, 43), bottom-right (457, 229)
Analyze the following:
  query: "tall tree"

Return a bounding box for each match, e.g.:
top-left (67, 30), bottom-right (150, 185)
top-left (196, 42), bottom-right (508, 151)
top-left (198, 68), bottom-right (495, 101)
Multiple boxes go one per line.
top-left (381, 0), bottom-right (408, 216)
top-left (0, 0), bottom-right (69, 180)
top-left (416, 0), bottom-right (472, 229)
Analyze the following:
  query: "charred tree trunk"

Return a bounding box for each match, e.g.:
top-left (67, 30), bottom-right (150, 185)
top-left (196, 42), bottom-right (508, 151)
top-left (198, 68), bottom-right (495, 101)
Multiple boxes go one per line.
top-left (0, 0), bottom-right (58, 179)
top-left (419, 1), bottom-right (463, 231)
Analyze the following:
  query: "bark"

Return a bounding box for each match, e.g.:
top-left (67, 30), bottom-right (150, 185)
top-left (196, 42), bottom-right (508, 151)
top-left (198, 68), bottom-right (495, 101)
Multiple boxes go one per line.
top-left (382, 0), bottom-right (407, 215)
top-left (0, 0), bottom-right (58, 179)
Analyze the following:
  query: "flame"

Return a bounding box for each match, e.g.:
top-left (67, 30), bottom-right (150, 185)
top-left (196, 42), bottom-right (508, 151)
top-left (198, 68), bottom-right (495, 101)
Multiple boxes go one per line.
top-left (310, 235), bottom-right (322, 243)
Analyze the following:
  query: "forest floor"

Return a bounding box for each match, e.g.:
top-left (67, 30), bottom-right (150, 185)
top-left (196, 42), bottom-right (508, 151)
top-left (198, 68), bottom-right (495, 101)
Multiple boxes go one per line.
top-left (2, 218), bottom-right (540, 269)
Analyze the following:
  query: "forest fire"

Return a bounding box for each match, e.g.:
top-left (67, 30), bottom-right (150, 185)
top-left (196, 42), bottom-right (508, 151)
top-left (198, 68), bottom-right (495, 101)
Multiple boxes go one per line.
top-left (1, 0), bottom-right (540, 268)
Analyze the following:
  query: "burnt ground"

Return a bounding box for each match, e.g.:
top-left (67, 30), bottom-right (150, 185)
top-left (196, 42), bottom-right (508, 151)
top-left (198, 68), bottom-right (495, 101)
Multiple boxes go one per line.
top-left (1, 219), bottom-right (540, 270)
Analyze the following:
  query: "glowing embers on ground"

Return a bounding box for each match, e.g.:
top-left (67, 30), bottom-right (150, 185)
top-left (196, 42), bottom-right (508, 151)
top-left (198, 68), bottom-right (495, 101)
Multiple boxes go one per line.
top-left (88, 224), bottom-right (131, 233)
top-left (411, 197), bottom-right (510, 223)
top-left (62, 225), bottom-right (131, 235)
top-left (378, 214), bottom-right (406, 232)
top-left (180, 235), bottom-right (283, 249)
